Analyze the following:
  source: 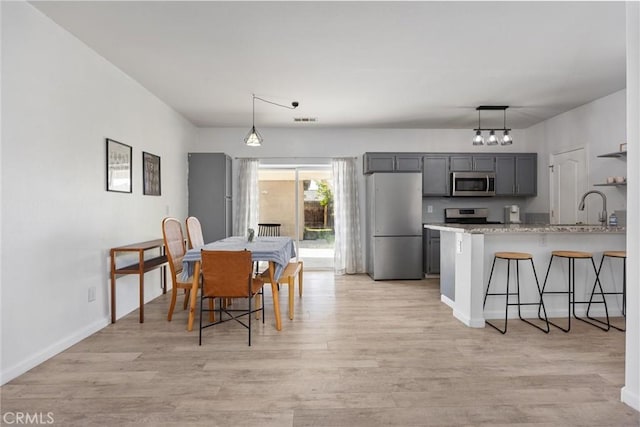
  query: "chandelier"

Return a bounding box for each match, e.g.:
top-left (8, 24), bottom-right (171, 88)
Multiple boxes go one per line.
top-left (472, 106), bottom-right (513, 146)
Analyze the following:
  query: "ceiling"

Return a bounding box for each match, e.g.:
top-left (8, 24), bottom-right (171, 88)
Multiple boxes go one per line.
top-left (31, 1), bottom-right (627, 130)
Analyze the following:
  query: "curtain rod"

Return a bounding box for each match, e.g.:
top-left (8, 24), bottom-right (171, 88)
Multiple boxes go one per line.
top-left (234, 156), bottom-right (358, 160)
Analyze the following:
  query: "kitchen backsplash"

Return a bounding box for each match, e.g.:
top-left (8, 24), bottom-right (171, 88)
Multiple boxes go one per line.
top-left (524, 212), bottom-right (551, 224)
top-left (422, 197), bottom-right (543, 223)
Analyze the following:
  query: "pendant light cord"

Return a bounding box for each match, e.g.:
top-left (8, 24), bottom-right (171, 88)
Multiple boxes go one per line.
top-left (253, 94), bottom-right (298, 110)
top-left (252, 94), bottom-right (256, 127)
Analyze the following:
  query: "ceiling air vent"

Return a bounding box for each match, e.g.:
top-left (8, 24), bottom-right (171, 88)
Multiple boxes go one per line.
top-left (293, 117), bottom-right (317, 123)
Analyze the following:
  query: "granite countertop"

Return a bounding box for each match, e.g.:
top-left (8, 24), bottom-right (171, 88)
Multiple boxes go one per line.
top-left (424, 223), bottom-right (626, 234)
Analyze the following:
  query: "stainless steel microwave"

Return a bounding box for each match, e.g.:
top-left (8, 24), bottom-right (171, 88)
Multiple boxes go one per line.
top-left (450, 172), bottom-right (496, 196)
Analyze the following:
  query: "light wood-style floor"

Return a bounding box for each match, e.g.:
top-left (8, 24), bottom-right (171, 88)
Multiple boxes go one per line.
top-left (2, 272), bottom-right (638, 426)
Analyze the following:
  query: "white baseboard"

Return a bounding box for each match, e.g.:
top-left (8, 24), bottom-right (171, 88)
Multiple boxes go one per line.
top-left (621, 386), bottom-right (640, 412)
top-left (0, 316), bottom-right (110, 385)
top-left (453, 309), bottom-right (485, 328)
top-left (440, 294), bottom-right (454, 309)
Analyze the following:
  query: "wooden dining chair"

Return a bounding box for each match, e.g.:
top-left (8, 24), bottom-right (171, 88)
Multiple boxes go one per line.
top-left (258, 223), bottom-right (281, 237)
top-left (162, 217), bottom-right (199, 330)
top-left (199, 250), bottom-right (265, 346)
top-left (255, 222), bottom-right (282, 276)
top-left (186, 216), bottom-right (205, 249)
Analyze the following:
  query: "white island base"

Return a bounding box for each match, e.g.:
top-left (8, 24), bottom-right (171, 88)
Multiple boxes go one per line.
top-left (427, 224), bottom-right (626, 328)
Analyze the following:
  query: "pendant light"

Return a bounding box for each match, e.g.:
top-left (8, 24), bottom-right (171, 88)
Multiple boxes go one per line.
top-left (487, 130), bottom-right (498, 145)
top-left (244, 96), bottom-right (263, 147)
top-left (501, 109), bottom-right (513, 145)
top-left (244, 94), bottom-right (299, 147)
top-left (472, 109), bottom-right (485, 146)
top-left (471, 106), bottom-right (513, 146)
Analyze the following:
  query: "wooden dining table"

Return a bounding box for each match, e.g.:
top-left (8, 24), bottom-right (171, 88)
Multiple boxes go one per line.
top-left (181, 236), bottom-right (296, 331)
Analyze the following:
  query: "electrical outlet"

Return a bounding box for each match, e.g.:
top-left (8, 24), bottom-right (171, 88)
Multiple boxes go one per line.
top-left (88, 286), bottom-right (96, 302)
top-left (427, 205), bottom-right (433, 213)
top-left (456, 235), bottom-right (463, 254)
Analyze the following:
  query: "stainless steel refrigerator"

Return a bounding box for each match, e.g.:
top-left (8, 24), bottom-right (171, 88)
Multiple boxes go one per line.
top-left (366, 173), bottom-right (423, 280)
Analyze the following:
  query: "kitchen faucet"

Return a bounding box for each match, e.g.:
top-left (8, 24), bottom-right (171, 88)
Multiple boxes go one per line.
top-left (578, 190), bottom-right (608, 226)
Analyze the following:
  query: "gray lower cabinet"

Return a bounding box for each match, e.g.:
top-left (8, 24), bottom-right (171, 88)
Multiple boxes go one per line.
top-left (188, 153), bottom-right (232, 243)
top-left (495, 154), bottom-right (537, 196)
top-left (423, 228), bottom-right (440, 275)
top-left (422, 155), bottom-right (449, 196)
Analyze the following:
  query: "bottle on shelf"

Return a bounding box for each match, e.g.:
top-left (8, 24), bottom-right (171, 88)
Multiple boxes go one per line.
top-left (609, 212), bottom-right (618, 227)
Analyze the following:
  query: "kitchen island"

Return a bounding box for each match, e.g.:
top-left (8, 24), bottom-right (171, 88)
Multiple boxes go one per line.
top-left (425, 223), bottom-right (626, 328)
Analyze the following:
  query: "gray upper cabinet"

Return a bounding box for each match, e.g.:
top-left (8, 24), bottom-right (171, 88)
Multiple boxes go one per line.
top-left (422, 155), bottom-right (450, 196)
top-left (395, 154), bottom-right (423, 172)
top-left (188, 153), bottom-right (233, 243)
top-left (450, 154), bottom-right (495, 172)
top-left (449, 155), bottom-right (473, 171)
top-left (364, 152), bottom-right (535, 197)
top-left (363, 153), bottom-right (422, 174)
top-left (473, 155), bottom-right (495, 171)
top-left (364, 153), bottom-right (395, 173)
top-left (495, 154), bottom-right (537, 196)
top-left (495, 156), bottom-right (515, 195)
top-left (515, 155), bottom-right (537, 196)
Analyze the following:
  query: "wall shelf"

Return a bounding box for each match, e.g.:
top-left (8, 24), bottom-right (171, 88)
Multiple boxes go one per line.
top-left (597, 151), bottom-right (627, 159)
top-left (594, 183), bottom-right (626, 187)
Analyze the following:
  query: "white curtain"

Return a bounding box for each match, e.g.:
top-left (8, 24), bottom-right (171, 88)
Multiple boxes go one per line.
top-left (332, 158), bottom-right (364, 275)
top-left (233, 158), bottom-right (259, 237)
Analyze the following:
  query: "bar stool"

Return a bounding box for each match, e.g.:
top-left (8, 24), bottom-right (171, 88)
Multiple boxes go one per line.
top-left (540, 250), bottom-right (610, 332)
top-left (483, 252), bottom-right (550, 334)
top-left (588, 251), bottom-right (626, 331)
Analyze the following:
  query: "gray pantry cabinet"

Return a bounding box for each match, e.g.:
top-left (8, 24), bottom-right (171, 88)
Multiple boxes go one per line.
top-left (188, 153), bottom-right (232, 243)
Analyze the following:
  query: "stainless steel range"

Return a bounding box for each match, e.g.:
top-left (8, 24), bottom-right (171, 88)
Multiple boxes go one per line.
top-left (444, 208), bottom-right (502, 224)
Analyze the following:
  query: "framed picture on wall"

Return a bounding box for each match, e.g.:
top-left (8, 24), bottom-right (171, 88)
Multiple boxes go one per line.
top-left (106, 138), bottom-right (132, 193)
top-left (142, 151), bottom-right (161, 196)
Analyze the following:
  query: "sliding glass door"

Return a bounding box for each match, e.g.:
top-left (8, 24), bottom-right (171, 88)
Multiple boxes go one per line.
top-left (258, 166), bottom-right (334, 270)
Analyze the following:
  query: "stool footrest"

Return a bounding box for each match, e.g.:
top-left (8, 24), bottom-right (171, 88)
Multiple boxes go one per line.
top-left (483, 255), bottom-right (549, 334)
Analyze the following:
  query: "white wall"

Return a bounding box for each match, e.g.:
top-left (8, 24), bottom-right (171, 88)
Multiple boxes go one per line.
top-left (524, 90), bottom-right (627, 223)
top-left (0, 3), bottom-right (194, 384)
top-left (623, 0), bottom-right (639, 412)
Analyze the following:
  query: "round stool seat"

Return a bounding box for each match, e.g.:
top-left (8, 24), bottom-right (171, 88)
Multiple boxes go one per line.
top-left (603, 250), bottom-right (626, 258)
top-left (551, 250), bottom-right (593, 258)
top-left (495, 251), bottom-right (532, 260)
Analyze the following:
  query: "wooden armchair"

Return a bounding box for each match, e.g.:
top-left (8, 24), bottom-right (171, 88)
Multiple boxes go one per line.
top-left (162, 217), bottom-right (199, 330)
top-left (199, 250), bottom-right (264, 346)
